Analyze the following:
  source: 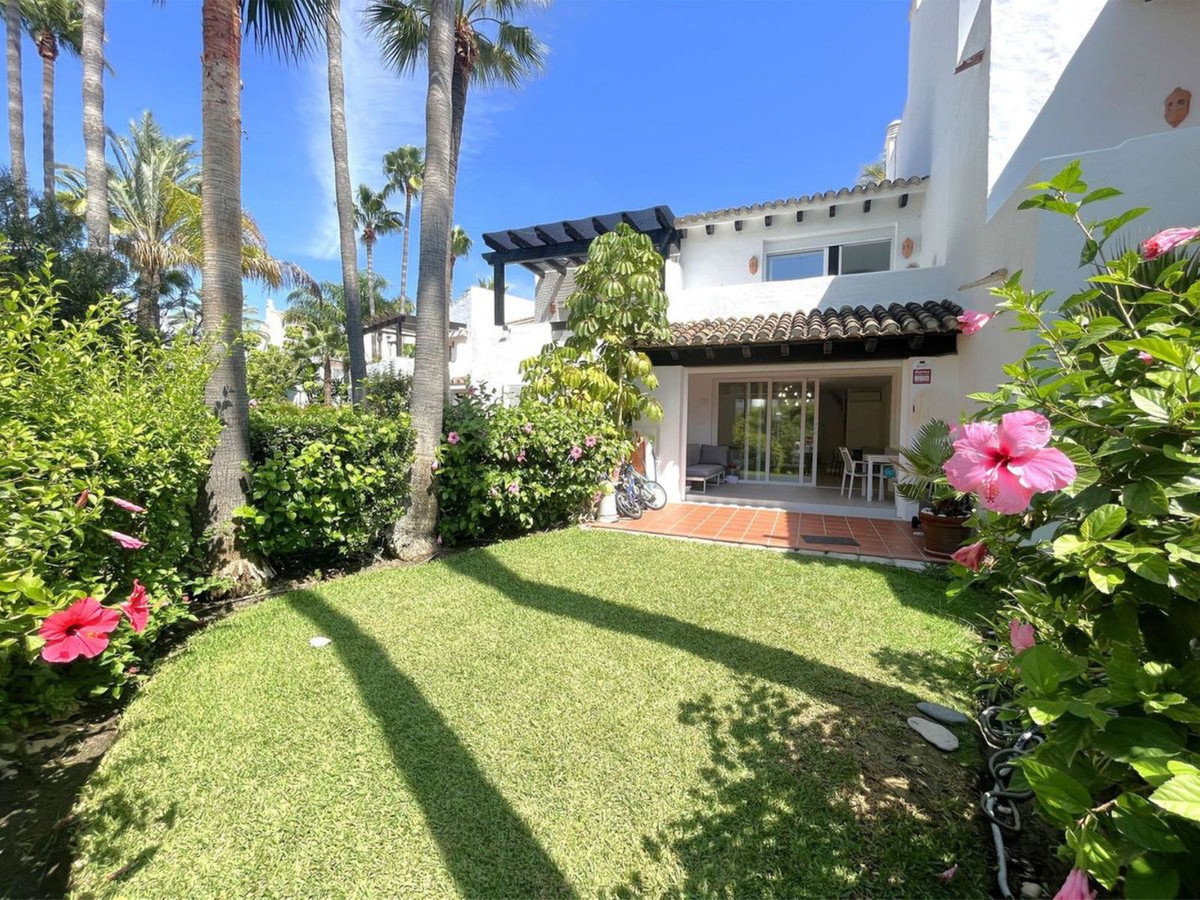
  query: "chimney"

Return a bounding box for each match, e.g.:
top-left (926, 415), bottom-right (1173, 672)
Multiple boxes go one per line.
top-left (884, 119), bottom-right (902, 180)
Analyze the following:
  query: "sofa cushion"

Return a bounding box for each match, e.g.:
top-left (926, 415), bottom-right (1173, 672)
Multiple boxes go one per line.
top-left (699, 444), bottom-right (728, 466)
top-left (686, 443), bottom-right (700, 466)
top-left (686, 463), bottom-right (725, 479)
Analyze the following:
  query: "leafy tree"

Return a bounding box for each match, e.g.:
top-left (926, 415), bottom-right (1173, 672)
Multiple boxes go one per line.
top-left (382, 143), bottom-right (422, 301)
top-left (386, 0), bottom-right (453, 561)
top-left (246, 342), bottom-right (308, 403)
top-left (0, 174), bottom-right (126, 320)
top-left (354, 182), bottom-right (402, 359)
top-left (22, 0), bottom-right (82, 199)
top-left (284, 281), bottom-right (348, 407)
top-left (521, 223), bottom-right (670, 432)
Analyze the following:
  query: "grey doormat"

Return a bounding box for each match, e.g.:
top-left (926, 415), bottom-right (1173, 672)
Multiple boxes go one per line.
top-left (800, 534), bottom-right (859, 547)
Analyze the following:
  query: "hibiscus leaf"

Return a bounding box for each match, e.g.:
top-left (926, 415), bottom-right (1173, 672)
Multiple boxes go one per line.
top-left (1023, 758), bottom-right (1093, 824)
top-left (1081, 504), bottom-right (1125, 541)
top-left (1150, 774), bottom-right (1200, 822)
top-left (1131, 388), bottom-right (1171, 423)
top-left (1113, 794), bottom-right (1185, 852)
top-left (1125, 854), bottom-right (1180, 900)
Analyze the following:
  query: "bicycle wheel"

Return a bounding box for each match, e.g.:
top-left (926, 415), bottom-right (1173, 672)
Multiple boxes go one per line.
top-left (615, 488), bottom-right (643, 519)
top-left (639, 480), bottom-right (668, 510)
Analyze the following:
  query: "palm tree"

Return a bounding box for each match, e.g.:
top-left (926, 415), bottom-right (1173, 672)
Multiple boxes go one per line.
top-left (200, 0), bottom-right (323, 590)
top-left (284, 281), bottom-right (347, 406)
top-left (6, 0), bottom-right (27, 216)
top-left (80, 0), bottom-right (106, 249)
top-left (354, 183), bottom-right (401, 360)
top-left (389, 0), bottom-right (452, 561)
top-left (23, 0), bottom-right (81, 200)
top-left (857, 158), bottom-right (886, 187)
top-left (382, 143), bottom-right (422, 301)
top-left (323, 0), bottom-right (365, 404)
top-left (366, 0), bottom-right (544, 304)
top-left (59, 111), bottom-right (298, 333)
top-left (449, 222), bottom-right (470, 282)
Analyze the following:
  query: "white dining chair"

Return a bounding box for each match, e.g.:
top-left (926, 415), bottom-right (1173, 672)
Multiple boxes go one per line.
top-left (838, 446), bottom-right (867, 497)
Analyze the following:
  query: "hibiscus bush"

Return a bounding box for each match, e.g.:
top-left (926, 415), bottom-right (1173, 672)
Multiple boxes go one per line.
top-left (949, 163), bottom-right (1200, 898)
top-left (1, 258), bottom-right (218, 728)
top-left (237, 403), bottom-right (413, 565)
top-left (436, 387), bottom-right (626, 545)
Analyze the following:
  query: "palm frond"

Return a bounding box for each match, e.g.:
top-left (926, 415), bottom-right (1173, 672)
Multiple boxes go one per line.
top-left (242, 0), bottom-right (326, 62)
top-left (364, 0), bottom-right (429, 75)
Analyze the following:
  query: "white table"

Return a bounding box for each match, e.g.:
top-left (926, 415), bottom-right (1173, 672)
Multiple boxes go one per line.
top-left (864, 453), bottom-right (900, 502)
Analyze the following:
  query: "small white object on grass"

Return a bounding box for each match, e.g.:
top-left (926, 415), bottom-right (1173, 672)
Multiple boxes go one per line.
top-left (309, 636), bottom-right (332, 648)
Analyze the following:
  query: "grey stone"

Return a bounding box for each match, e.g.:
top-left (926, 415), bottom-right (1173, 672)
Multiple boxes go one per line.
top-left (917, 701), bottom-right (970, 725)
top-left (906, 716), bottom-right (960, 752)
top-left (1020, 882), bottom-right (1043, 899)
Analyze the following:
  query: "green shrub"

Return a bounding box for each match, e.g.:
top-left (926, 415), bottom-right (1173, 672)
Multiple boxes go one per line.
top-left (238, 403), bottom-right (413, 564)
top-left (0, 258), bottom-right (218, 728)
top-left (363, 367), bottom-right (411, 417)
top-left (436, 388), bottom-right (626, 544)
top-left (950, 164), bottom-right (1200, 897)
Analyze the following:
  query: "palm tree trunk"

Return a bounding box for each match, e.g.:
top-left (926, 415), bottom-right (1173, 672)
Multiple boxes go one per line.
top-left (391, 0), bottom-right (452, 561)
top-left (442, 63), bottom-right (468, 403)
top-left (136, 267), bottom-right (161, 334)
top-left (5, 0), bottom-right (26, 217)
top-left (81, 0), bottom-right (109, 251)
top-left (38, 34), bottom-right (56, 201)
top-left (400, 188), bottom-right (412, 302)
top-left (323, 355), bottom-right (333, 406)
top-left (200, 0), bottom-right (266, 592)
top-left (365, 237), bottom-right (380, 361)
top-left (325, 0), bottom-right (366, 404)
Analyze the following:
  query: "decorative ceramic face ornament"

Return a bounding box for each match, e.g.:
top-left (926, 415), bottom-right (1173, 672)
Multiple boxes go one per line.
top-left (748, 255), bottom-right (759, 276)
top-left (901, 237), bottom-right (914, 259)
top-left (1165, 87), bottom-right (1191, 128)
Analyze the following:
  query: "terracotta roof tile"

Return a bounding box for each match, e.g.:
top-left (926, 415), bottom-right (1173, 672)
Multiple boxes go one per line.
top-left (647, 300), bottom-right (962, 348)
top-left (676, 176), bottom-right (929, 226)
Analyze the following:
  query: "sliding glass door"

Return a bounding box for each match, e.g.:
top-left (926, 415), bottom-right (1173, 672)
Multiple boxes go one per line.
top-left (716, 379), bottom-right (818, 485)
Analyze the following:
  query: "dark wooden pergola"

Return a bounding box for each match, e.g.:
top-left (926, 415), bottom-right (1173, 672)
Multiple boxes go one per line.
top-left (362, 312), bottom-right (466, 350)
top-left (481, 205), bottom-right (677, 326)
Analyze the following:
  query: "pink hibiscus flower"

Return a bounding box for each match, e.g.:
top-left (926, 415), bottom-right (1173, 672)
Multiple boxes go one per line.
top-left (447, 432), bottom-right (460, 445)
top-left (108, 496), bottom-right (145, 514)
top-left (39, 598), bottom-right (121, 663)
top-left (106, 530), bottom-right (147, 550)
top-left (121, 579), bottom-right (150, 633)
top-left (938, 865), bottom-right (958, 883)
top-left (1052, 868), bottom-right (1096, 900)
top-left (951, 540), bottom-right (988, 572)
top-left (584, 435), bottom-right (598, 448)
top-left (569, 445), bottom-right (583, 460)
top-left (430, 459), bottom-right (439, 471)
top-left (957, 310), bottom-right (993, 335)
top-left (1138, 351), bottom-right (1154, 364)
top-left (523, 422), bottom-right (534, 435)
top-left (1009, 619), bottom-right (1036, 654)
top-left (944, 411), bottom-right (1076, 514)
top-left (1140, 226), bottom-right (1200, 260)
top-left (517, 449), bottom-right (527, 463)
top-left (507, 482), bottom-right (520, 495)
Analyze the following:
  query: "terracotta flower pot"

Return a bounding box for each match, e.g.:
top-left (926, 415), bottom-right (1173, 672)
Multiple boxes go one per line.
top-left (918, 510), bottom-right (971, 556)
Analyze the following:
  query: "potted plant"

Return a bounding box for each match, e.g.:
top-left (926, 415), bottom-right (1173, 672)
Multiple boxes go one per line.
top-left (896, 419), bottom-right (973, 556)
top-left (596, 480), bottom-right (618, 523)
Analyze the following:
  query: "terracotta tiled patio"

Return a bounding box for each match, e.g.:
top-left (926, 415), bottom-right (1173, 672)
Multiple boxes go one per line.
top-left (591, 502), bottom-right (946, 565)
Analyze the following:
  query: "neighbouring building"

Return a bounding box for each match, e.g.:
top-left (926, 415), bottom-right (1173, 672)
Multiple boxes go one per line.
top-left (473, 0), bottom-right (1200, 519)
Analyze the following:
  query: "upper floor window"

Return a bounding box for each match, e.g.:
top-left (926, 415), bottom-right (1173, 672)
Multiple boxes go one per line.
top-left (766, 249), bottom-right (823, 282)
top-left (765, 238), bottom-right (893, 282)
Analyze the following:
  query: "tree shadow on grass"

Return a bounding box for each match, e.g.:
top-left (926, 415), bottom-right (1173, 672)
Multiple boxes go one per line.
top-left (286, 589), bottom-right (576, 899)
top-left (443, 548), bottom-right (925, 711)
top-left (608, 680), bottom-right (985, 898)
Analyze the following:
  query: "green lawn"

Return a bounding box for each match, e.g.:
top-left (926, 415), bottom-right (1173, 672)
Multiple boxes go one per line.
top-left (70, 529), bottom-right (990, 898)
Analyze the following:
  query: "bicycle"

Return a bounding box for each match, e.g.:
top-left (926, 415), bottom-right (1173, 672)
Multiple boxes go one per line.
top-left (615, 461), bottom-right (667, 517)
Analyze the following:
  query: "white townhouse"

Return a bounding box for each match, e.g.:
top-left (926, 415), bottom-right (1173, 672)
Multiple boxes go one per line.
top-left (473, 0), bottom-right (1200, 519)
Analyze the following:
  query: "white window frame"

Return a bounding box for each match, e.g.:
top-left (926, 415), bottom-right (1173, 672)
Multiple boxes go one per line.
top-left (761, 224), bottom-right (896, 282)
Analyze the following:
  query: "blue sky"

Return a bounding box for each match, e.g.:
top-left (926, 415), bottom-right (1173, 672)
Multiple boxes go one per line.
top-left (4, 0), bottom-right (911, 314)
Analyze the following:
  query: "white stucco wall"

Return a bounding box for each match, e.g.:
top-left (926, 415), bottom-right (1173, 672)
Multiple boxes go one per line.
top-left (448, 286), bottom-right (548, 395)
top-left (677, 189), bottom-right (928, 292)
